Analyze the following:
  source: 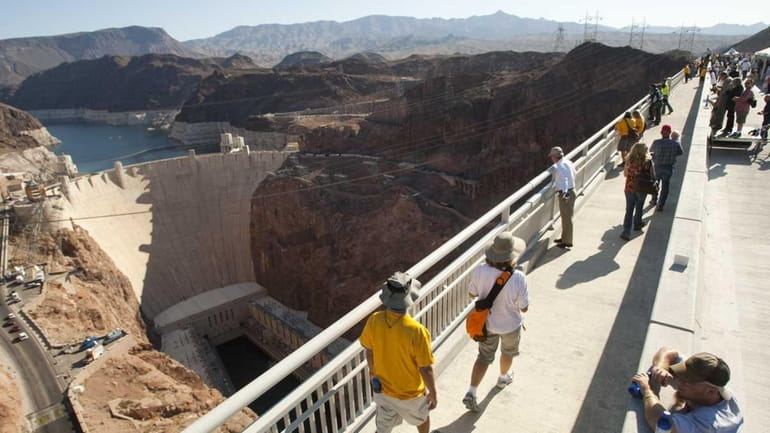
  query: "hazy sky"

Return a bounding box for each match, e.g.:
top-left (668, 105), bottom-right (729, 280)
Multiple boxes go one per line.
top-left (0, 0), bottom-right (765, 41)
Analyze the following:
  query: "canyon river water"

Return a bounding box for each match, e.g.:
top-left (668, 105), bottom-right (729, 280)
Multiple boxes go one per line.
top-left (216, 336), bottom-right (302, 416)
top-left (46, 123), bottom-right (189, 173)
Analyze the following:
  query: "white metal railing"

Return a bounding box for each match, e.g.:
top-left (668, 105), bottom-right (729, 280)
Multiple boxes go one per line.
top-left (184, 70), bottom-right (684, 433)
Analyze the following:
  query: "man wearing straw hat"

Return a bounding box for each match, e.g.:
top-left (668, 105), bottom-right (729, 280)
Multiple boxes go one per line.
top-left (462, 232), bottom-right (529, 412)
top-left (360, 272), bottom-right (438, 433)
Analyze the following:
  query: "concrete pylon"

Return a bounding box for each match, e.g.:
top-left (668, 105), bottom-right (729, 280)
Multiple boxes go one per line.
top-left (59, 175), bottom-right (72, 201)
top-left (113, 161), bottom-right (125, 188)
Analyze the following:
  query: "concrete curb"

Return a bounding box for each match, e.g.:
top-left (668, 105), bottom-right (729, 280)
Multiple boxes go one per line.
top-left (621, 76), bottom-right (710, 433)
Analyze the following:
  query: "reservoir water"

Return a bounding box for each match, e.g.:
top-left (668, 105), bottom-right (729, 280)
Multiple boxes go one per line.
top-left (46, 124), bottom-right (189, 173)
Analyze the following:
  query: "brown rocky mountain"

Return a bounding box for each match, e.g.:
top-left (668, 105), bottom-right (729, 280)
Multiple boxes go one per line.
top-left (7, 54), bottom-right (219, 112)
top-left (0, 102), bottom-right (49, 152)
top-left (247, 43), bottom-right (687, 326)
top-left (8, 227), bottom-right (255, 432)
top-left (731, 25), bottom-right (770, 52)
top-left (184, 11), bottom-right (756, 64)
top-left (0, 26), bottom-right (199, 91)
top-left (175, 68), bottom-right (397, 129)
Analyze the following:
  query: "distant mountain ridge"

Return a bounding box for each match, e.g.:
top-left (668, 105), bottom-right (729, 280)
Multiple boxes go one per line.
top-left (184, 12), bottom-right (764, 64)
top-left (0, 26), bottom-right (199, 88)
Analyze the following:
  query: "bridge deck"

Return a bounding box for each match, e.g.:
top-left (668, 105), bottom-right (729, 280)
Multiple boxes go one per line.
top-left (365, 79), bottom-right (769, 432)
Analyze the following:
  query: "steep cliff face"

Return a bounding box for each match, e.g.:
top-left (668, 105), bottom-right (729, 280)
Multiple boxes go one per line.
top-left (251, 160), bottom-right (469, 327)
top-left (11, 227), bottom-right (146, 345)
top-left (8, 54), bottom-right (217, 111)
top-left (250, 43), bottom-right (686, 323)
top-left (0, 103), bottom-right (62, 183)
top-left (0, 102), bottom-right (58, 152)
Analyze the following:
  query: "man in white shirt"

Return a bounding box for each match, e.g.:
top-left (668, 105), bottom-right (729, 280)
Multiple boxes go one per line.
top-left (548, 146), bottom-right (577, 248)
top-left (462, 232), bottom-right (529, 412)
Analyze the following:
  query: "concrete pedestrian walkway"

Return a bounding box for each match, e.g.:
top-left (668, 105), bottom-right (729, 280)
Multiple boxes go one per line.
top-left (374, 79), bottom-right (708, 432)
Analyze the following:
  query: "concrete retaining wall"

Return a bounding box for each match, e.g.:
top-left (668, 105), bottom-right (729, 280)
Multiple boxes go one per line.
top-left (49, 150), bottom-right (290, 320)
top-left (29, 108), bottom-right (177, 126)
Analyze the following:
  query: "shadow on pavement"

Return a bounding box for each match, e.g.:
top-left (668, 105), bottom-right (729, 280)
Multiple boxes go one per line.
top-left (433, 387), bottom-right (502, 433)
top-left (555, 227), bottom-right (624, 290)
top-left (567, 81), bottom-right (701, 433)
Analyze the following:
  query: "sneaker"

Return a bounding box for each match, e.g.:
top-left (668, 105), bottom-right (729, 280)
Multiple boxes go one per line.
top-left (729, 132), bottom-right (742, 138)
top-left (496, 373), bottom-right (513, 389)
top-left (620, 233), bottom-right (631, 241)
top-left (462, 392), bottom-right (479, 412)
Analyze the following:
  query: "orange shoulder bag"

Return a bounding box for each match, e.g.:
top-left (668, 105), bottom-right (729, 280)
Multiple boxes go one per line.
top-left (466, 266), bottom-right (513, 342)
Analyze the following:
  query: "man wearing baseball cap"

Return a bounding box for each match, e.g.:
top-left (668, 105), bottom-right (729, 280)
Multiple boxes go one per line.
top-left (649, 125), bottom-right (683, 211)
top-left (631, 347), bottom-right (743, 432)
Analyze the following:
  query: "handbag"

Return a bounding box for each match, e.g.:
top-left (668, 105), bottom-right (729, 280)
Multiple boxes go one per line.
top-left (633, 160), bottom-right (657, 195)
top-left (466, 266), bottom-right (513, 342)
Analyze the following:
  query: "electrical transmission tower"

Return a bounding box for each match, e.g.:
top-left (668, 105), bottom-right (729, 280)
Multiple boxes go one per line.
top-left (582, 12), bottom-right (602, 43)
top-left (687, 25), bottom-right (700, 53)
top-left (629, 18), bottom-right (648, 50)
top-left (676, 24), bottom-right (699, 52)
top-left (554, 24), bottom-right (566, 52)
top-left (630, 18), bottom-right (648, 49)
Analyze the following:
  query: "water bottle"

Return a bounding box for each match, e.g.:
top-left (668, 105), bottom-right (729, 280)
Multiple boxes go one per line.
top-left (655, 411), bottom-right (673, 433)
top-left (371, 377), bottom-right (382, 393)
top-left (628, 381), bottom-right (643, 398)
top-left (628, 370), bottom-right (652, 398)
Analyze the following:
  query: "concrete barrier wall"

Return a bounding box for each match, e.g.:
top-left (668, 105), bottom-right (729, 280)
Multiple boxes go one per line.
top-left (30, 108), bottom-right (177, 126)
top-left (52, 151), bottom-right (290, 320)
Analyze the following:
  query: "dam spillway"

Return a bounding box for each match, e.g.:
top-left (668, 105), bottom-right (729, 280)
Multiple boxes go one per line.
top-left (46, 150), bottom-right (290, 320)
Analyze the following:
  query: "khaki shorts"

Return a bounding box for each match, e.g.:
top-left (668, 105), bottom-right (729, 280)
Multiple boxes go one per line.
top-left (477, 326), bottom-right (522, 364)
top-left (373, 392), bottom-right (429, 433)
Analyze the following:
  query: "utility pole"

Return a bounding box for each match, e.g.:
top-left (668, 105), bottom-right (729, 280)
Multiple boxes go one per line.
top-left (554, 23), bottom-right (566, 52)
top-left (629, 19), bottom-right (638, 46)
top-left (639, 18), bottom-right (648, 51)
top-left (677, 24), bottom-right (685, 49)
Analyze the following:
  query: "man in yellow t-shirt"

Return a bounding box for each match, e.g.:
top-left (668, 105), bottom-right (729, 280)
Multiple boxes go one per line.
top-left (360, 272), bottom-right (437, 433)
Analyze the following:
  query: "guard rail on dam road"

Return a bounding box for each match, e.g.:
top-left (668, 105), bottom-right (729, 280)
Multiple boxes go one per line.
top-left (184, 71), bottom-right (685, 433)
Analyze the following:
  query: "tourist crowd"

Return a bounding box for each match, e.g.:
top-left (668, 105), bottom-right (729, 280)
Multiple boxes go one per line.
top-left (360, 58), bottom-right (751, 433)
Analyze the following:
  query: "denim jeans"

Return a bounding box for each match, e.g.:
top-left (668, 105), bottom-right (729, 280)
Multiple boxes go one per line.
top-left (623, 191), bottom-right (646, 235)
top-left (652, 164), bottom-right (674, 206)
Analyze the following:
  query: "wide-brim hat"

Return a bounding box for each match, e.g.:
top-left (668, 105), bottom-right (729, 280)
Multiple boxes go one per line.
top-left (549, 146), bottom-right (564, 158)
top-left (379, 272), bottom-right (421, 312)
top-left (484, 232), bottom-right (526, 263)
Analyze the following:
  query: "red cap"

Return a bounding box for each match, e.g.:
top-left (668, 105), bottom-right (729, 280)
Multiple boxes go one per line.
top-left (661, 124), bottom-right (672, 134)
